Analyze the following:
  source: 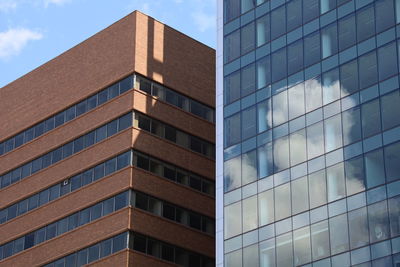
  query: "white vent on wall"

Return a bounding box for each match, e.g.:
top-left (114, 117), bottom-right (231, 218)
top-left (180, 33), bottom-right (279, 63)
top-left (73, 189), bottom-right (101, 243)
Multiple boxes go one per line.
top-left (62, 179), bottom-right (69, 186)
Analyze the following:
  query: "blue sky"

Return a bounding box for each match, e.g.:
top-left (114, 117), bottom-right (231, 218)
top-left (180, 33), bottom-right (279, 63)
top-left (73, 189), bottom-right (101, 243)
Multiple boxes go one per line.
top-left (0, 0), bottom-right (216, 87)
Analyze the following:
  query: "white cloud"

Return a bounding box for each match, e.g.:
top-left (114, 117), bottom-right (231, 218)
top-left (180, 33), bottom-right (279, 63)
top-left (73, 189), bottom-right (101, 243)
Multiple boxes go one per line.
top-left (44, 0), bottom-right (71, 7)
top-left (0, 28), bottom-right (43, 60)
top-left (0, 0), bottom-right (17, 12)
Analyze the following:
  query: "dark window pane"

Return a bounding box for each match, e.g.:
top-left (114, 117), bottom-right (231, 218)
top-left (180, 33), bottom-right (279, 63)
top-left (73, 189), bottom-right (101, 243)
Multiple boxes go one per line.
top-left (288, 40), bottom-right (303, 75)
top-left (95, 125), bottom-right (107, 142)
top-left (100, 239), bottom-right (112, 258)
top-left (103, 198), bottom-right (114, 216)
top-left (31, 157), bottom-right (42, 174)
top-left (94, 164), bottom-right (105, 180)
top-left (357, 6), bottom-right (375, 42)
top-left (359, 51), bottom-right (378, 89)
top-left (45, 117), bottom-right (55, 132)
top-left (162, 244), bottom-right (175, 262)
top-left (60, 180), bottom-right (70, 196)
top-left (87, 94), bottom-right (98, 110)
top-left (82, 169), bottom-right (93, 185)
top-left (345, 156), bottom-right (366, 195)
top-left (39, 190), bottom-right (49, 206)
top-left (361, 99), bottom-right (381, 138)
top-left (108, 83), bottom-right (119, 99)
top-left (107, 120), bottom-right (118, 137)
top-left (163, 165), bottom-right (176, 181)
top-left (165, 125), bottom-right (176, 142)
top-left (342, 107), bottom-right (362, 145)
top-left (7, 204), bottom-right (17, 220)
top-left (303, 0), bottom-right (319, 23)
top-left (11, 168), bottom-right (21, 184)
top-left (4, 138), bottom-right (14, 153)
top-left (321, 22), bottom-right (338, 59)
top-left (163, 203), bottom-right (175, 220)
top-left (77, 249), bottom-right (88, 266)
top-left (46, 223), bottom-right (57, 240)
top-left (376, 0), bottom-right (395, 32)
top-left (120, 76), bottom-right (132, 93)
top-left (65, 106), bottom-right (76, 122)
top-left (2, 173), bottom-right (11, 188)
top-left (25, 128), bottom-right (34, 143)
top-left (91, 203), bottom-right (102, 221)
top-left (74, 136), bottom-right (84, 153)
top-left (241, 22), bottom-right (255, 55)
top-left (57, 217), bottom-right (68, 235)
top-left (13, 136), bottom-right (22, 151)
top-left (287, 0), bottom-right (302, 31)
top-left (189, 213), bottom-right (202, 230)
top-left (136, 154), bottom-right (150, 170)
top-left (112, 233), bottom-right (127, 252)
top-left (52, 147), bottom-right (63, 164)
top-left (272, 48), bottom-right (287, 82)
top-left (271, 5), bottom-right (286, 40)
top-left (28, 194), bottom-right (39, 211)
top-left (63, 142), bottom-right (73, 158)
top-left (54, 112), bottom-right (65, 128)
top-left (68, 213), bottom-right (79, 230)
top-left (224, 71), bottom-right (240, 104)
top-left (133, 234), bottom-right (147, 253)
top-left (49, 184), bottom-right (60, 201)
top-left (84, 131), bottom-right (95, 147)
top-left (42, 153), bottom-right (52, 169)
top-left (241, 63), bottom-right (256, 96)
top-left (65, 254), bottom-right (76, 267)
top-left (365, 149), bottom-right (385, 189)
top-left (76, 100), bottom-right (87, 116)
top-left (381, 90), bottom-right (400, 131)
top-left (224, 113), bottom-right (241, 147)
top-left (385, 142), bottom-right (400, 182)
top-left (338, 14), bottom-right (356, 51)
top-left (34, 227), bottom-right (46, 245)
top-left (34, 122), bottom-right (45, 138)
top-left (304, 31), bottom-right (320, 67)
top-left (98, 89), bottom-right (108, 105)
top-left (115, 191), bottom-right (128, 210)
top-left (24, 233), bottom-right (35, 250)
top-left (224, 0), bottom-right (240, 22)
top-left (18, 199), bottom-right (28, 215)
top-left (105, 158), bottom-right (116, 176)
top-left (79, 208), bottom-right (90, 226)
top-left (70, 174), bottom-right (82, 191)
top-left (117, 151), bottom-right (131, 170)
top-left (378, 42), bottom-right (398, 81)
top-left (340, 60), bottom-right (358, 96)
top-left (118, 113), bottom-right (132, 131)
top-left (224, 30), bottom-right (240, 63)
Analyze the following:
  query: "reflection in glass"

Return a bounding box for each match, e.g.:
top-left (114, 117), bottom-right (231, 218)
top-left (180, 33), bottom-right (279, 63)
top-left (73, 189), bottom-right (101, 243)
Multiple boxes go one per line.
top-left (365, 149), bottom-right (385, 189)
top-left (348, 207), bottom-right (369, 249)
top-left (272, 48), bottom-right (287, 83)
top-left (241, 22), bottom-right (255, 55)
top-left (276, 233), bottom-right (293, 267)
top-left (275, 183), bottom-right (291, 220)
top-left (327, 163), bottom-right (346, 202)
top-left (345, 156), bottom-right (366, 196)
top-left (378, 42), bottom-right (398, 81)
top-left (224, 30), bottom-right (240, 63)
top-left (384, 142), bottom-right (400, 182)
top-left (305, 77), bottom-right (322, 112)
top-left (241, 63), bottom-right (256, 96)
top-left (224, 156), bottom-right (241, 192)
top-left (376, 0), bottom-right (395, 33)
top-left (273, 91), bottom-right (288, 127)
top-left (260, 238), bottom-right (275, 267)
top-left (291, 176), bottom-right (309, 214)
top-left (324, 114), bottom-right (342, 152)
top-left (225, 249), bottom-right (242, 267)
top-left (388, 196), bottom-right (400, 237)
top-left (340, 60), bottom-right (358, 96)
top-left (338, 14), bottom-right (356, 51)
top-left (243, 196), bottom-right (258, 233)
top-left (224, 113), bottom-right (241, 147)
top-left (271, 5), bottom-right (286, 40)
top-left (242, 150), bottom-right (257, 185)
top-left (309, 170), bottom-right (327, 209)
top-left (287, 0), bottom-right (302, 31)
top-left (307, 122), bottom-right (324, 159)
top-left (243, 243), bottom-right (259, 267)
top-left (290, 129), bottom-right (307, 166)
top-left (361, 99), bottom-right (381, 138)
top-left (259, 190), bottom-right (274, 226)
top-left (258, 99), bottom-right (272, 133)
top-left (257, 56), bottom-right (271, 90)
top-left (258, 143), bottom-right (273, 178)
top-left (288, 83), bottom-right (305, 120)
top-left (322, 68), bottom-right (340, 105)
top-left (224, 71), bottom-right (240, 104)
top-left (368, 200), bottom-right (390, 243)
top-left (224, 202), bottom-right (242, 239)
top-left (293, 226), bottom-right (311, 266)
top-left (356, 5), bottom-right (375, 42)
top-left (273, 136), bottom-right (289, 172)
top-left (288, 40), bottom-right (303, 75)
top-left (257, 14), bottom-right (270, 47)
top-left (342, 107), bottom-right (362, 146)
top-left (311, 220), bottom-right (330, 260)
top-left (381, 90), bottom-right (400, 131)
top-left (359, 51), bottom-right (378, 89)
top-left (304, 31), bottom-right (321, 67)
top-left (329, 214), bottom-right (349, 254)
top-left (242, 106), bottom-right (257, 140)
top-left (321, 22), bottom-right (338, 58)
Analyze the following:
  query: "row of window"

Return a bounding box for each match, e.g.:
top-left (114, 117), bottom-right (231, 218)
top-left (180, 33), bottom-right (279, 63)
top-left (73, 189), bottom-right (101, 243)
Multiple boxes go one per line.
top-left (0, 76), bottom-right (133, 157)
top-left (134, 112), bottom-right (215, 159)
top-left (131, 232), bottom-right (214, 267)
top-left (133, 151), bottom-right (214, 196)
top-left (0, 191), bottom-right (129, 261)
top-left (225, 87), bottom-right (400, 150)
top-left (225, 196), bottom-right (400, 265)
top-left (133, 191), bottom-right (214, 235)
top-left (225, 235), bottom-right (400, 267)
top-left (224, 0), bottom-right (396, 64)
top-left (44, 231), bottom-right (214, 267)
top-left (0, 148), bottom-right (215, 227)
top-left (0, 113), bottom-right (132, 190)
top-left (0, 151), bottom-right (131, 225)
top-left (224, 0), bottom-right (357, 24)
top-left (225, 31), bottom-right (399, 104)
top-left (134, 75), bottom-right (215, 123)
top-left (42, 232), bottom-right (128, 267)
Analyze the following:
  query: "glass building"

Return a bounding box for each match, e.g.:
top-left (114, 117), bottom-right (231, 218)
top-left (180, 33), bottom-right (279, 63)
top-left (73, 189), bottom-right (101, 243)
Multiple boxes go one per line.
top-left (217, 0), bottom-right (400, 266)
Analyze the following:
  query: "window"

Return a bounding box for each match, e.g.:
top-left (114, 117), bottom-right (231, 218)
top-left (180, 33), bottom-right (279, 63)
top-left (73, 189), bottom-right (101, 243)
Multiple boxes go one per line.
top-left (241, 22), bottom-right (255, 55)
top-left (271, 5), bottom-right (286, 40)
top-left (309, 170), bottom-right (327, 208)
